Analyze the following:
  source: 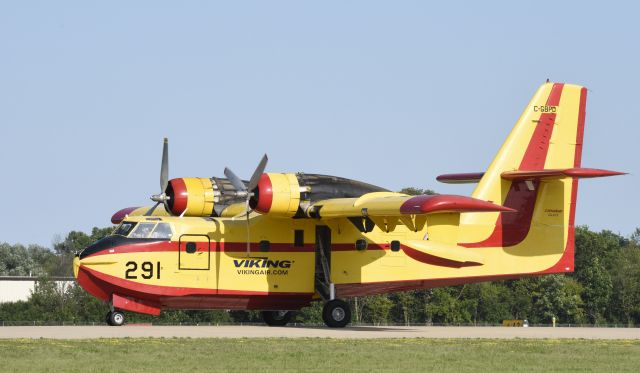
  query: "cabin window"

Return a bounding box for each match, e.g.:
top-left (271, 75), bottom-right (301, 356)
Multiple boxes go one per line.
top-left (129, 222), bottom-right (156, 238)
top-left (355, 239), bottom-right (368, 251)
top-left (113, 222), bottom-right (137, 237)
top-left (150, 223), bottom-right (173, 239)
top-left (390, 240), bottom-right (401, 252)
top-left (294, 230), bottom-right (304, 247)
top-left (260, 240), bottom-right (270, 252)
top-left (185, 242), bottom-right (197, 254)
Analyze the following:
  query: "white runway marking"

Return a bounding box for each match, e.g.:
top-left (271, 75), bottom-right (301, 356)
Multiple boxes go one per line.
top-left (1, 325), bottom-right (639, 339)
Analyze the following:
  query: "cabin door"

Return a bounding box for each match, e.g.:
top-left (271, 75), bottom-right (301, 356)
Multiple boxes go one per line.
top-left (314, 225), bottom-right (332, 300)
top-left (178, 234), bottom-right (211, 270)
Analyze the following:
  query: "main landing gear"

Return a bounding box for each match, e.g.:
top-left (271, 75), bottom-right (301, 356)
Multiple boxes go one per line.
top-left (260, 302), bottom-right (352, 328)
top-left (322, 299), bottom-right (351, 328)
top-left (106, 310), bottom-right (125, 326)
top-left (315, 226), bottom-right (351, 328)
top-left (262, 310), bottom-right (294, 326)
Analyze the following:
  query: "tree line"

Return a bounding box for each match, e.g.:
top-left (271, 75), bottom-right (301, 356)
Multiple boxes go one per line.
top-left (1, 198), bottom-right (639, 326)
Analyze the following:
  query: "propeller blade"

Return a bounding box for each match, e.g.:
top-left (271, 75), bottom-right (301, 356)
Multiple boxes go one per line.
top-left (145, 202), bottom-right (161, 216)
top-left (246, 198), bottom-right (251, 254)
top-left (247, 154), bottom-right (268, 192)
top-left (224, 167), bottom-right (247, 191)
top-left (160, 138), bottom-right (169, 192)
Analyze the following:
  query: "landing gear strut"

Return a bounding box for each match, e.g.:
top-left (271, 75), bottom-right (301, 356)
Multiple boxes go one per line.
top-left (322, 299), bottom-right (351, 328)
top-left (314, 226), bottom-right (352, 328)
top-left (106, 310), bottom-right (125, 326)
top-left (262, 310), bottom-right (294, 326)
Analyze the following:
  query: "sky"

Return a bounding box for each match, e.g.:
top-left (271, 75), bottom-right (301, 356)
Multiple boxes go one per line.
top-left (0, 1), bottom-right (637, 247)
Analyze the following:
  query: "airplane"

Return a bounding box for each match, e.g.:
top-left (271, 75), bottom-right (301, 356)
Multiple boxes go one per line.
top-left (74, 81), bottom-right (624, 327)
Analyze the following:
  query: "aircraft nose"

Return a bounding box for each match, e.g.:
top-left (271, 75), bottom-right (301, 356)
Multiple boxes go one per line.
top-left (78, 236), bottom-right (120, 259)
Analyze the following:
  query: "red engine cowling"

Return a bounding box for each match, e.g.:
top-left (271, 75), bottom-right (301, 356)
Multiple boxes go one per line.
top-left (165, 177), bottom-right (215, 216)
top-left (249, 173), bottom-right (301, 217)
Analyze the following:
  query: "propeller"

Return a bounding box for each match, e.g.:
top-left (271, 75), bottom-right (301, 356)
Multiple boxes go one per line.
top-left (224, 154), bottom-right (268, 254)
top-left (146, 138), bottom-right (170, 216)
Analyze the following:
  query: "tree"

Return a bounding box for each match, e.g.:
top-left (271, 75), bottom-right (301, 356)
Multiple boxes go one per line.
top-left (609, 243), bottom-right (640, 325)
top-left (424, 287), bottom-right (475, 324)
top-left (50, 227), bottom-right (113, 276)
top-left (361, 295), bottom-right (394, 325)
top-left (53, 227), bottom-right (113, 255)
top-left (0, 243), bottom-right (56, 276)
top-left (531, 275), bottom-right (585, 324)
top-left (573, 227), bottom-right (620, 323)
top-left (469, 282), bottom-right (513, 324)
top-left (389, 291), bottom-right (418, 325)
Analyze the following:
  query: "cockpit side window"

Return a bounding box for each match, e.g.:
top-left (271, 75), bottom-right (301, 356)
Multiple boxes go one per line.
top-left (149, 222), bottom-right (173, 239)
top-left (129, 222), bottom-right (156, 238)
top-left (113, 222), bottom-right (137, 237)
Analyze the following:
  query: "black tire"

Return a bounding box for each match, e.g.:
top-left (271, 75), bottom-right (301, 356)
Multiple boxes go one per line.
top-left (109, 310), bottom-right (125, 326)
top-left (262, 310), bottom-right (293, 326)
top-left (322, 299), bottom-right (351, 328)
top-left (105, 311), bottom-right (113, 326)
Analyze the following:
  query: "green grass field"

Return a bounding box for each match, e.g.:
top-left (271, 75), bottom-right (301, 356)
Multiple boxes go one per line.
top-left (1, 338), bottom-right (639, 372)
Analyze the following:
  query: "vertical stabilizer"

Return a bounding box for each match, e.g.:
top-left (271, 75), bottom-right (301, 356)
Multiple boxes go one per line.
top-left (458, 82), bottom-right (587, 273)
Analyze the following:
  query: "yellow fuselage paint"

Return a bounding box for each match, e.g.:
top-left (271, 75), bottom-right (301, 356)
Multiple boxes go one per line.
top-left (76, 208), bottom-right (565, 298)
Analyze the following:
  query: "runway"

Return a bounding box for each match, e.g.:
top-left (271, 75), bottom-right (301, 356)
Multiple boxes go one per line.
top-left (1, 325), bottom-right (639, 339)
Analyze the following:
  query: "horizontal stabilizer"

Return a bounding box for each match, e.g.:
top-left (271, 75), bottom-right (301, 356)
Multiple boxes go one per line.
top-left (437, 168), bottom-right (624, 184)
top-left (401, 240), bottom-right (484, 267)
top-left (436, 172), bottom-right (484, 184)
top-left (501, 167), bottom-right (625, 181)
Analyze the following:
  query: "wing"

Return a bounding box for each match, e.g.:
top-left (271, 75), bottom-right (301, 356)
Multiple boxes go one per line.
top-left (307, 191), bottom-right (513, 232)
top-left (306, 192), bottom-right (506, 265)
top-left (310, 192), bottom-right (512, 218)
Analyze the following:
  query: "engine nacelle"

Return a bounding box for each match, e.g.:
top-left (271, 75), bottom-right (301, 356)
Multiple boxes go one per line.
top-left (250, 173), bottom-right (301, 217)
top-left (166, 177), bottom-right (215, 216)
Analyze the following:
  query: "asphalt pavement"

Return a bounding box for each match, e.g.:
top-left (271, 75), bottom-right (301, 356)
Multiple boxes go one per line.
top-left (1, 325), bottom-right (639, 339)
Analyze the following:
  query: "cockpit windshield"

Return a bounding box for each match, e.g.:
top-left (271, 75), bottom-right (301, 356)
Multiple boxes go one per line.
top-left (113, 221), bottom-right (173, 240)
top-left (113, 222), bottom-right (137, 236)
top-left (150, 223), bottom-right (173, 239)
top-left (129, 222), bottom-right (156, 238)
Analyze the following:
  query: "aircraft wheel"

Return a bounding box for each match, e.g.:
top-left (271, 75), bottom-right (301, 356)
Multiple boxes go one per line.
top-left (322, 299), bottom-right (351, 328)
top-left (262, 310), bottom-right (293, 326)
top-left (105, 311), bottom-right (113, 326)
top-left (108, 310), bottom-right (125, 326)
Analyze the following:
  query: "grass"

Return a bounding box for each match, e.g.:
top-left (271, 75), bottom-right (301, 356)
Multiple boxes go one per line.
top-left (1, 338), bottom-right (639, 372)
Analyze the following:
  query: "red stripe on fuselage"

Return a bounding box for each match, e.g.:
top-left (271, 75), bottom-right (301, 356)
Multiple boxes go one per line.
top-left (77, 265), bottom-right (313, 314)
top-left (79, 265), bottom-right (311, 298)
top-left (401, 245), bottom-right (482, 268)
top-left (83, 241), bottom-right (318, 258)
top-left (461, 83), bottom-right (565, 248)
top-left (83, 240), bottom-right (176, 258)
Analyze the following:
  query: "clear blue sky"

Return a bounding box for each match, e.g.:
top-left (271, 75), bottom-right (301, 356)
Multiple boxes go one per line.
top-left (0, 1), bottom-right (637, 247)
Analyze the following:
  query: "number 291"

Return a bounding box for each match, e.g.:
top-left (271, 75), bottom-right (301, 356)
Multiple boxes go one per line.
top-left (125, 261), bottom-right (161, 279)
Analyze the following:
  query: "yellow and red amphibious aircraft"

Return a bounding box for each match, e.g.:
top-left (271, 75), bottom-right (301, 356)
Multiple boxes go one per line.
top-left (75, 81), bottom-right (623, 327)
